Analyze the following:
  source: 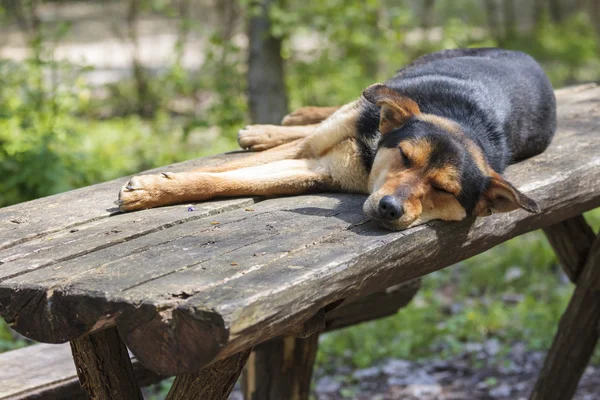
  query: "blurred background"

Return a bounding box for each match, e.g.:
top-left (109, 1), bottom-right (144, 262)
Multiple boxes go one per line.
top-left (1, 1), bottom-right (599, 399)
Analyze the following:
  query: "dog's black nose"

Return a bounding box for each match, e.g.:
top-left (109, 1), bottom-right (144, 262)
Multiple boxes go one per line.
top-left (378, 195), bottom-right (404, 221)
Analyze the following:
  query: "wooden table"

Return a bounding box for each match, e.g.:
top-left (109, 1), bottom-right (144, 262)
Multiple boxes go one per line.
top-left (1, 84), bottom-right (600, 400)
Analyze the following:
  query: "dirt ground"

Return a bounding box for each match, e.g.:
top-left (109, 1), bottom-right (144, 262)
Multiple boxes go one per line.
top-left (226, 343), bottom-right (600, 400)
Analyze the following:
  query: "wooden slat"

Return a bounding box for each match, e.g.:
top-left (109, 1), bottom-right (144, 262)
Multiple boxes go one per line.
top-left (0, 343), bottom-right (162, 400)
top-left (0, 86), bottom-right (599, 376)
top-left (0, 153), bottom-right (249, 251)
top-left (0, 284), bottom-right (417, 400)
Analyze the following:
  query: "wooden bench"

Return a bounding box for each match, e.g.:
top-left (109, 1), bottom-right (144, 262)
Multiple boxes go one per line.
top-left (0, 84), bottom-right (599, 400)
top-left (0, 282), bottom-right (418, 399)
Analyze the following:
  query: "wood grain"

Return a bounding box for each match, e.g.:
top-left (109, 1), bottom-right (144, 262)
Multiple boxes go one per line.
top-left (165, 349), bottom-right (250, 400)
top-left (0, 85), bottom-right (599, 376)
top-left (69, 327), bottom-right (143, 400)
top-left (0, 283), bottom-right (417, 400)
top-left (242, 335), bottom-right (319, 400)
top-left (543, 215), bottom-right (596, 282)
top-left (0, 342), bottom-right (162, 400)
top-left (529, 233), bottom-right (600, 400)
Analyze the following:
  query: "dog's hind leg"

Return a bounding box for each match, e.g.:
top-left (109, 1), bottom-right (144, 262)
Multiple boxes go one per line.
top-left (194, 138), bottom-right (309, 173)
top-left (118, 159), bottom-right (333, 211)
top-left (281, 106), bottom-right (341, 126)
top-left (239, 100), bottom-right (362, 153)
top-left (238, 106), bottom-right (341, 151)
top-left (238, 124), bottom-right (318, 152)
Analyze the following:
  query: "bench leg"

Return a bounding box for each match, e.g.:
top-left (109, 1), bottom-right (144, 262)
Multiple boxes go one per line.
top-left (530, 216), bottom-right (600, 400)
top-left (543, 214), bottom-right (596, 282)
top-left (166, 349), bottom-right (251, 400)
top-left (242, 334), bottom-right (319, 400)
top-left (70, 327), bottom-right (143, 400)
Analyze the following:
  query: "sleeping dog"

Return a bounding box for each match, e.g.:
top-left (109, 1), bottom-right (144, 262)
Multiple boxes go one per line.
top-left (117, 48), bottom-right (556, 230)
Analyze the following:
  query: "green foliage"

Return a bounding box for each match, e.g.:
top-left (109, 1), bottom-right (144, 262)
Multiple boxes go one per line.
top-left (502, 13), bottom-right (600, 84)
top-left (195, 34), bottom-right (248, 136)
top-left (0, 319), bottom-right (27, 352)
top-left (0, 56), bottom-right (237, 207)
top-left (283, 1), bottom-right (413, 108)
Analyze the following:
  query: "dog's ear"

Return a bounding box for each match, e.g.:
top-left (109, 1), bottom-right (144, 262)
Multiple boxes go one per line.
top-left (475, 172), bottom-right (541, 216)
top-left (363, 83), bottom-right (420, 134)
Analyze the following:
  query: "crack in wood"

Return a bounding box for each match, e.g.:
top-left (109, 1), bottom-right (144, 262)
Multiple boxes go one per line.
top-left (0, 200), bottom-right (265, 284)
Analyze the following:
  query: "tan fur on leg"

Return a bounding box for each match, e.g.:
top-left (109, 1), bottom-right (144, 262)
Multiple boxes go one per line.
top-left (118, 160), bottom-right (332, 211)
top-left (281, 106), bottom-right (341, 126)
top-left (238, 124), bottom-right (318, 151)
top-left (118, 98), bottom-right (367, 212)
top-left (195, 140), bottom-right (308, 173)
top-left (305, 99), bottom-right (364, 156)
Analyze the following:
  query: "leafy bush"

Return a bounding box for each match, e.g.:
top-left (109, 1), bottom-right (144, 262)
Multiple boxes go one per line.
top-left (0, 57), bottom-right (237, 207)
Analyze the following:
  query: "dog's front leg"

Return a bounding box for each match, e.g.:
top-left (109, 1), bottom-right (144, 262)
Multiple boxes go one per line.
top-left (239, 99), bottom-right (365, 153)
top-left (118, 159), bottom-right (333, 212)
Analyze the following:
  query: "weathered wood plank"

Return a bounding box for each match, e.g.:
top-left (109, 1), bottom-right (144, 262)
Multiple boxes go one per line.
top-left (242, 335), bottom-right (319, 400)
top-left (0, 283), bottom-right (417, 400)
top-left (0, 197), bottom-right (257, 282)
top-left (543, 215), bottom-right (596, 282)
top-left (165, 349), bottom-right (251, 400)
top-left (325, 279), bottom-right (421, 332)
top-left (0, 153), bottom-right (248, 251)
top-left (529, 234), bottom-right (600, 400)
top-left (69, 327), bottom-right (143, 400)
top-left (0, 86), bottom-right (599, 376)
top-left (0, 343), bottom-right (163, 400)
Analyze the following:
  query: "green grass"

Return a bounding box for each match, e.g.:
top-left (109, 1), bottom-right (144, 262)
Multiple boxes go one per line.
top-left (316, 209), bottom-right (600, 371)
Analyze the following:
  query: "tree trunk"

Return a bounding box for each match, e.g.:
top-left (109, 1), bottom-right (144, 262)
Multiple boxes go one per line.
top-left (589, 0), bottom-right (600, 45)
top-left (421, 0), bottom-right (436, 30)
top-left (502, 0), bottom-right (517, 40)
top-left (126, 0), bottom-right (157, 118)
top-left (533, 0), bottom-right (546, 31)
top-left (215, 0), bottom-right (239, 41)
top-left (548, 0), bottom-right (563, 23)
top-left (484, 0), bottom-right (501, 41)
top-left (247, 0), bottom-right (289, 124)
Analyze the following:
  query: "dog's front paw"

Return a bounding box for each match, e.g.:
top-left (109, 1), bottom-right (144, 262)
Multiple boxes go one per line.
top-left (117, 172), bottom-right (175, 212)
top-left (238, 125), bottom-right (283, 151)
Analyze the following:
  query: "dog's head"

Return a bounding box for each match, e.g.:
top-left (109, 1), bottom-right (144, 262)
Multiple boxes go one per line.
top-left (362, 83), bottom-right (540, 231)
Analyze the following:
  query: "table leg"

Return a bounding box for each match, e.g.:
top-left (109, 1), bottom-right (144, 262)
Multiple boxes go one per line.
top-left (531, 216), bottom-right (600, 400)
top-left (166, 349), bottom-right (251, 400)
top-left (242, 334), bottom-right (319, 400)
top-left (70, 326), bottom-right (143, 400)
top-left (543, 214), bottom-right (596, 282)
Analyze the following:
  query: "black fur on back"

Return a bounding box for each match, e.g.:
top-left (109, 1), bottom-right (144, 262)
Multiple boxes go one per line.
top-left (356, 48), bottom-right (557, 173)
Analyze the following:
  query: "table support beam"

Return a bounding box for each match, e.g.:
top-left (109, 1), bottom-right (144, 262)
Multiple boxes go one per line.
top-left (531, 216), bottom-right (600, 400)
top-left (543, 214), bottom-right (596, 282)
top-left (242, 334), bottom-right (319, 400)
top-left (70, 327), bottom-right (143, 400)
top-left (166, 349), bottom-right (251, 400)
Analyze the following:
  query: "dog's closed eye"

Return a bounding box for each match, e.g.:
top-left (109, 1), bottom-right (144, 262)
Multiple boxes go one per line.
top-left (399, 148), bottom-right (412, 167)
top-left (432, 185), bottom-right (454, 195)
